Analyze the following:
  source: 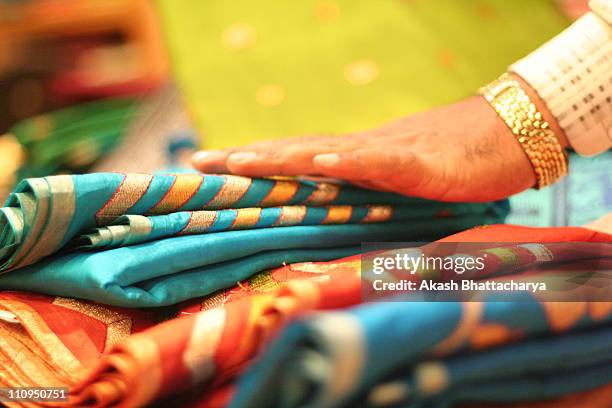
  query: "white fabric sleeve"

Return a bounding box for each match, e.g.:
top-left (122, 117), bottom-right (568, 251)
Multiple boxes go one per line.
top-left (510, 0), bottom-right (611, 156)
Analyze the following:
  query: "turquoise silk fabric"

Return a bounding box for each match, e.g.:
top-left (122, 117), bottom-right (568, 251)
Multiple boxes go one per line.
top-left (0, 173), bottom-right (507, 307)
top-left (231, 297), bottom-right (612, 408)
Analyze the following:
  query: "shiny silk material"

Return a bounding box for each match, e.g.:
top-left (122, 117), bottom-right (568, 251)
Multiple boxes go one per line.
top-left (0, 173), bottom-right (507, 307)
top-left (2, 224), bottom-right (600, 408)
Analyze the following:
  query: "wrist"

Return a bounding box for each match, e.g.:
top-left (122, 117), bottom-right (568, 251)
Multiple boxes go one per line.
top-left (479, 74), bottom-right (568, 189)
top-left (478, 96), bottom-right (537, 190)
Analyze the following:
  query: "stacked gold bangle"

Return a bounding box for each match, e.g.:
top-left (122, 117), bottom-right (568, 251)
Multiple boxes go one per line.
top-left (479, 73), bottom-right (568, 189)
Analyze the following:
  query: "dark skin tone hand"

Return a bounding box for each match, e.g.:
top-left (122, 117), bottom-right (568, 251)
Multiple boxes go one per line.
top-left (193, 74), bottom-right (568, 202)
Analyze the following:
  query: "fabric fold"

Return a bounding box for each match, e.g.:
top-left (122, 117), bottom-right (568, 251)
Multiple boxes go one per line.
top-left (0, 291), bottom-right (159, 394)
top-left (57, 225), bottom-right (612, 408)
top-left (0, 225), bottom-right (609, 407)
top-left (75, 204), bottom-right (488, 250)
top-left (230, 299), bottom-right (612, 408)
top-left (227, 226), bottom-right (612, 407)
top-left (0, 173), bottom-right (507, 307)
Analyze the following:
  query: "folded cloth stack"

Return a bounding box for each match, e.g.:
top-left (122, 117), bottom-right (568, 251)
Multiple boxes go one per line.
top-left (233, 299), bottom-right (612, 408)
top-left (1, 225), bottom-right (608, 408)
top-left (0, 259), bottom-right (364, 403)
top-left (230, 226), bottom-right (612, 408)
top-left (0, 172), bottom-right (506, 307)
top-left (0, 171), bottom-right (610, 408)
top-left (57, 225), bottom-right (609, 408)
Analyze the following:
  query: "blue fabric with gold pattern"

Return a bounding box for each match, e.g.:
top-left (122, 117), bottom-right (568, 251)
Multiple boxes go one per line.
top-left (230, 294), bottom-right (612, 408)
top-left (0, 172), bottom-right (507, 307)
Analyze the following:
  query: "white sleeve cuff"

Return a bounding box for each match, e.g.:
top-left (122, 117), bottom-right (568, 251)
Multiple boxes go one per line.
top-left (510, 11), bottom-right (612, 156)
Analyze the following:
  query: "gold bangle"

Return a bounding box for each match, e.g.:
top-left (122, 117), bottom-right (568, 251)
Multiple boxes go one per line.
top-left (479, 73), bottom-right (568, 189)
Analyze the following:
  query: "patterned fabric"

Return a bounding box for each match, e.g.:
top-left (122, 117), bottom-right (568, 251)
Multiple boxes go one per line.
top-left (157, 0), bottom-right (569, 148)
top-left (232, 302), bottom-right (611, 408)
top-left (511, 0), bottom-right (612, 156)
top-left (231, 226), bottom-right (612, 408)
top-left (8, 98), bottom-right (139, 181)
top-left (0, 292), bottom-right (158, 391)
top-left (0, 173), bottom-right (507, 307)
top-left (0, 98), bottom-right (140, 204)
top-left (8, 224), bottom-right (598, 408)
top-left (70, 277), bottom-right (361, 407)
top-left (0, 250), bottom-right (366, 406)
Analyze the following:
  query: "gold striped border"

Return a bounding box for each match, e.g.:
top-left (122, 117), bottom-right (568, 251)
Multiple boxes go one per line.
top-left (274, 206), bottom-right (307, 226)
top-left (122, 215), bottom-right (154, 246)
top-left (322, 205), bottom-right (353, 224)
top-left (204, 175), bottom-right (251, 210)
top-left (481, 247), bottom-right (521, 266)
top-left (0, 322), bottom-right (67, 387)
top-left (289, 259), bottom-right (361, 275)
top-left (0, 300), bottom-right (83, 382)
top-left (180, 211), bottom-right (217, 235)
top-left (0, 341), bottom-right (33, 387)
top-left (1, 207), bottom-right (25, 245)
top-left (0, 322), bottom-right (66, 387)
top-left (8, 180), bottom-right (50, 270)
top-left (15, 176), bottom-right (75, 269)
top-left (200, 292), bottom-right (229, 312)
top-left (305, 182), bottom-right (340, 205)
top-left (518, 243), bottom-right (554, 262)
top-left (259, 181), bottom-right (299, 207)
top-left (52, 297), bottom-right (132, 353)
top-left (232, 208), bottom-right (262, 229)
top-left (96, 174), bottom-right (153, 225)
top-left (147, 174), bottom-right (204, 215)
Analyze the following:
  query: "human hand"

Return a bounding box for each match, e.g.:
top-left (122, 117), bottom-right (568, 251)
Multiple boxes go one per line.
top-left (193, 76), bottom-right (567, 202)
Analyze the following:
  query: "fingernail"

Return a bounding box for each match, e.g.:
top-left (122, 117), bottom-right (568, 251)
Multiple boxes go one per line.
top-left (229, 152), bottom-right (257, 163)
top-left (193, 150), bottom-right (225, 164)
top-left (313, 153), bottom-right (340, 166)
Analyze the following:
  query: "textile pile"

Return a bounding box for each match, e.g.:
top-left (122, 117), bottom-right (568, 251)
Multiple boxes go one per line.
top-left (1, 1), bottom-right (610, 406)
top-left (0, 173), bottom-right (610, 407)
top-left (0, 172), bottom-right (503, 307)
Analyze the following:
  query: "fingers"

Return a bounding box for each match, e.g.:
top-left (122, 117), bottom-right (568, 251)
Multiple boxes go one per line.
top-left (195, 135), bottom-right (365, 177)
top-left (226, 139), bottom-right (364, 176)
top-left (192, 142), bottom-right (283, 173)
top-left (192, 135), bottom-right (340, 174)
top-left (194, 139), bottom-right (434, 198)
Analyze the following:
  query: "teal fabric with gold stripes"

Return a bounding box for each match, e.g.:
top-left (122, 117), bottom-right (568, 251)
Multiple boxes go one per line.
top-left (0, 172), bottom-right (507, 307)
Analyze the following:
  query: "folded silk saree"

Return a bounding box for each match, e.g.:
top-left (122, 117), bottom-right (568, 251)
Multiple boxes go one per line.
top-left (4, 224), bottom-right (600, 408)
top-left (0, 242), bottom-right (368, 407)
top-left (231, 299), bottom-right (612, 408)
top-left (0, 172), bottom-right (507, 307)
top-left (229, 226), bottom-right (612, 408)
top-left (0, 291), bottom-right (161, 394)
